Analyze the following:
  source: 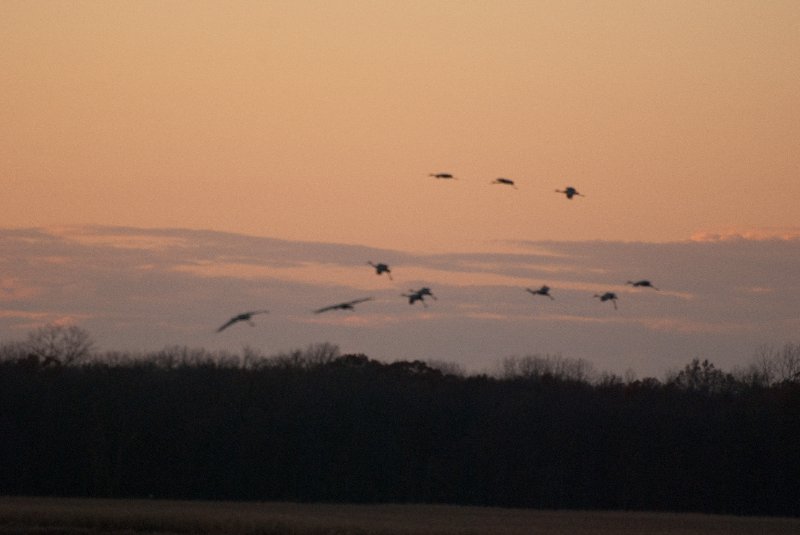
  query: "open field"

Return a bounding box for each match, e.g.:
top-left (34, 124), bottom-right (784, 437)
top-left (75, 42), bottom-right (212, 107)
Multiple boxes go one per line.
top-left (1, 497), bottom-right (798, 535)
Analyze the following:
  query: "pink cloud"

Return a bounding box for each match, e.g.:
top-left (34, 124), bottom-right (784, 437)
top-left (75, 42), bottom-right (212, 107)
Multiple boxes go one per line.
top-left (0, 278), bottom-right (43, 301)
top-left (0, 310), bottom-right (93, 331)
top-left (691, 227), bottom-right (800, 242)
top-left (44, 225), bottom-right (191, 251)
top-left (2, 225), bottom-right (799, 377)
top-left (637, 317), bottom-right (755, 334)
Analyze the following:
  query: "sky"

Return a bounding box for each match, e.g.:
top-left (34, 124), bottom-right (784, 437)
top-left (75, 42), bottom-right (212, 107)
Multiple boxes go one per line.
top-left (2, 225), bottom-right (798, 378)
top-left (2, 1), bottom-right (799, 376)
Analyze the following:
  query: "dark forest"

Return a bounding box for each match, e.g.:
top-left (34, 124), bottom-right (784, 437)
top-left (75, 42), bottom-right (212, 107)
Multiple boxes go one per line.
top-left (1, 327), bottom-right (798, 517)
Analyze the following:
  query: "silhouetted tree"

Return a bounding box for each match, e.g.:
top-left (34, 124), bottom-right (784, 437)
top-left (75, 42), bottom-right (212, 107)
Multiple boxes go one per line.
top-left (500, 353), bottom-right (595, 382)
top-left (667, 358), bottom-right (735, 394)
top-left (0, 342), bottom-right (798, 516)
top-left (749, 343), bottom-right (800, 384)
top-left (0, 340), bottom-right (28, 363)
top-left (23, 324), bottom-right (94, 366)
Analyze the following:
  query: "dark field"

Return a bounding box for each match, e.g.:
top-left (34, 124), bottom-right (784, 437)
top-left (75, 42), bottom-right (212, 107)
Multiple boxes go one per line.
top-left (1, 497), bottom-right (799, 535)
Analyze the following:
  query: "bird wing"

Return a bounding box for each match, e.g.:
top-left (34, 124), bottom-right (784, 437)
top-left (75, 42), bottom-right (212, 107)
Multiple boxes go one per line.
top-left (216, 317), bottom-right (240, 332)
top-left (345, 297), bottom-right (374, 306)
top-left (314, 297), bottom-right (372, 313)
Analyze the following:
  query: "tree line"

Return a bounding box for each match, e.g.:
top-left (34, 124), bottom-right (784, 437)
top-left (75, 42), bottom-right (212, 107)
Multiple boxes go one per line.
top-left (1, 325), bottom-right (798, 516)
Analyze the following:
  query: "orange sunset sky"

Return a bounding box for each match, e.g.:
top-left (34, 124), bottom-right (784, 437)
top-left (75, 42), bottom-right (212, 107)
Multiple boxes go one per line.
top-left (2, 1), bottom-right (799, 376)
top-left (3, 0), bottom-right (799, 252)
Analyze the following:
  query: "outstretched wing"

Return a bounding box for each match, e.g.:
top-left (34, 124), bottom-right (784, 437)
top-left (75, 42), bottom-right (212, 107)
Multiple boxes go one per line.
top-left (216, 317), bottom-right (241, 332)
top-left (494, 178), bottom-right (517, 188)
top-left (314, 297), bottom-right (373, 313)
top-left (345, 297), bottom-right (374, 306)
top-left (217, 310), bottom-right (269, 331)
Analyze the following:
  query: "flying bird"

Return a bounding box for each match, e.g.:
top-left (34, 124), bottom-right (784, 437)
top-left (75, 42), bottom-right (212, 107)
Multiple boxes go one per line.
top-left (216, 310), bottom-right (269, 332)
top-left (314, 297), bottom-right (373, 314)
top-left (367, 261), bottom-right (393, 280)
top-left (526, 286), bottom-right (554, 300)
top-left (555, 186), bottom-right (584, 199)
top-left (403, 287), bottom-right (437, 307)
top-left (430, 173), bottom-right (456, 179)
top-left (402, 291), bottom-right (428, 307)
top-left (417, 287), bottom-right (437, 300)
top-left (492, 178), bottom-right (517, 188)
top-left (627, 280), bottom-right (660, 291)
top-left (594, 292), bottom-right (618, 310)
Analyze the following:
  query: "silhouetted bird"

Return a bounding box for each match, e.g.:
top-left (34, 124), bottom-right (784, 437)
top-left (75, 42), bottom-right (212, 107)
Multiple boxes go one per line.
top-left (526, 286), bottom-right (554, 300)
top-left (430, 173), bottom-right (456, 179)
top-left (367, 261), bottom-right (393, 280)
top-left (627, 280), bottom-right (659, 290)
top-left (555, 186), bottom-right (584, 199)
top-left (492, 178), bottom-right (517, 188)
top-left (403, 291), bottom-right (427, 307)
top-left (403, 287), bottom-right (437, 307)
top-left (217, 310), bottom-right (269, 332)
top-left (417, 287), bottom-right (437, 300)
top-left (314, 297), bottom-right (373, 314)
top-left (594, 292), bottom-right (618, 310)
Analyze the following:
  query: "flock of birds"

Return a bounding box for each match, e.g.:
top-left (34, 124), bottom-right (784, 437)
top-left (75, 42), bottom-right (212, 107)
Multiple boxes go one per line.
top-left (216, 173), bottom-right (658, 332)
top-left (216, 279), bottom-right (441, 332)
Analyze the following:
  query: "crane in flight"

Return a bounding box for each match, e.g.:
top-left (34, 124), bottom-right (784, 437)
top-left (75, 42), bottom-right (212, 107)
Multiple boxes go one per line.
top-left (492, 178), bottom-right (517, 188)
top-left (430, 173), bottom-right (456, 179)
top-left (526, 286), bottom-right (554, 300)
top-left (403, 291), bottom-right (427, 307)
top-left (367, 261), bottom-right (393, 280)
top-left (314, 297), bottom-right (373, 314)
top-left (417, 287), bottom-right (437, 300)
top-left (594, 292), bottom-right (618, 310)
top-left (403, 287), bottom-right (437, 307)
top-left (555, 186), bottom-right (584, 199)
top-left (217, 310), bottom-right (269, 332)
top-left (627, 280), bottom-right (659, 291)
